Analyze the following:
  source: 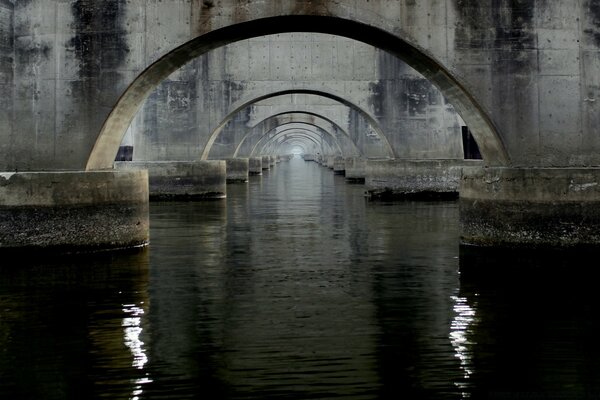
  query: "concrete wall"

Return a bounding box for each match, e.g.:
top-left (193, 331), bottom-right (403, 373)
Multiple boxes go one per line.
top-left (2, 1), bottom-right (599, 171)
top-left (0, 0), bottom-right (12, 167)
top-left (132, 34), bottom-right (463, 162)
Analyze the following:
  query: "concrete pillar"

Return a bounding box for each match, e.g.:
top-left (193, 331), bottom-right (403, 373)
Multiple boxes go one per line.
top-left (461, 167), bottom-right (600, 248)
top-left (249, 157), bottom-right (263, 175)
top-left (115, 161), bottom-right (226, 200)
top-left (225, 158), bottom-right (249, 183)
top-left (269, 156), bottom-right (276, 167)
top-left (365, 159), bottom-right (482, 199)
top-left (345, 157), bottom-right (367, 183)
top-left (333, 156), bottom-right (345, 175)
top-left (261, 156), bottom-right (270, 170)
top-left (0, 170), bottom-right (149, 253)
top-left (303, 154), bottom-right (315, 162)
top-left (326, 156), bottom-right (335, 169)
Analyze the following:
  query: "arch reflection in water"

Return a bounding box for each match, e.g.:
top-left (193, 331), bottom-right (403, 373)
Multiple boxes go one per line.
top-left (122, 302), bottom-right (152, 400)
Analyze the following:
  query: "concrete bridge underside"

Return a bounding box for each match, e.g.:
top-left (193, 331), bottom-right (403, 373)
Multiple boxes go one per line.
top-left (2, 1), bottom-right (600, 251)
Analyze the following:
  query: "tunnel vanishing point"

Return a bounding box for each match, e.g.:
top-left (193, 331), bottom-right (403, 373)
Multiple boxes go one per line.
top-left (1, 0), bottom-right (600, 253)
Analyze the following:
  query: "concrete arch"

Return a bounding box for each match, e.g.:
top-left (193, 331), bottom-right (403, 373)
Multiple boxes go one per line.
top-left (234, 112), bottom-right (358, 157)
top-left (85, 15), bottom-right (508, 171)
top-left (199, 89), bottom-right (394, 160)
top-left (257, 130), bottom-right (333, 156)
top-left (245, 122), bottom-right (344, 157)
top-left (262, 135), bottom-right (323, 156)
top-left (260, 126), bottom-right (336, 154)
top-left (251, 125), bottom-right (343, 157)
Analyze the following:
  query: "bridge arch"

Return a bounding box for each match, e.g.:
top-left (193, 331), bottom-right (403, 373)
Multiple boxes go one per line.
top-left (200, 89), bottom-right (394, 160)
top-left (234, 112), bottom-right (358, 158)
top-left (85, 15), bottom-right (508, 170)
top-left (254, 128), bottom-right (337, 156)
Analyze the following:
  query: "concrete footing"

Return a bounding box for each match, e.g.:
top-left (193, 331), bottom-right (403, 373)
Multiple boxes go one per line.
top-left (0, 170), bottom-right (149, 254)
top-left (333, 156), bottom-right (346, 175)
top-left (326, 156), bottom-right (335, 169)
top-left (225, 158), bottom-right (249, 183)
top-left (345, 157), bottom-right (367, 183)
top-left (269, 156), bottom-right (276, 167)
top-left (249, 157), bottom-right (263, 175)
top-left (115, 161), bottom-right (226, 200)
top-left (365, 159), bottom-right (482, 199)
top-left (261, 156), bottom-right (270, 170)
top-left (460, 167), bottom-right (600, 248)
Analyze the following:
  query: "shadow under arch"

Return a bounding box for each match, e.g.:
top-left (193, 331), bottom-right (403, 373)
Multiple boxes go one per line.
top-left (257, 129), bottom-right (334, 156)
top-left (85, 15), bottom-right (508, 170)
top-left (234, 112), bottom-right (358, 157)
top-left (199, 89), bottom-right (395, 160)
top-left (243, 123), bottom-right (345, 158)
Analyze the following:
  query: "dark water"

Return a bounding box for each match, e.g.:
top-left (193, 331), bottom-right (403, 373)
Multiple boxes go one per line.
top-left (2, 157), bottom-right (600, 399)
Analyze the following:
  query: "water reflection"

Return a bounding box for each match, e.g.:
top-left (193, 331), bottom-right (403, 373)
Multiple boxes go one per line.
top-left (450, 295), bottom-right (476, 397)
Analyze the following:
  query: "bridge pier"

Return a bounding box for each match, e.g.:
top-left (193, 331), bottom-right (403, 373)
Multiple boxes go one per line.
top-left (115, 161), bottom-right (226, 200)
top-left (261, 156), bottom-right (271, 170)
top-left (225, 158), bottom-right (249, 183)
top-left (345, 157), bottom-right (366, 183)
top-left (333, 156), bottom-right (345, 175)
top-left (365, 159), bottom-right (481, 199)
top-left (249, 157), bottom-right (263, 175)
top-left (460, 167), bottom-right (600, 248)
top-left (0, 170), bottom-right (149, 254)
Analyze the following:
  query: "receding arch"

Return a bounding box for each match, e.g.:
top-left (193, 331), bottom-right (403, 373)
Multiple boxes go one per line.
top-left (199, 89), bottom-right (394, 160)
top-left (244, 123), bottom-right (345, 158)
top-left (86, 15), bottom-right (508, 170)
top-left (256, 129), bottom-right (335, 156)
top-left (234, 112), bottom-right (358, 158)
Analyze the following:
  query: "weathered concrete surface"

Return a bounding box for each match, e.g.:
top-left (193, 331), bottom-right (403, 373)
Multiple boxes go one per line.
top-left (269, 156), bottom-right (276, 167)
top-left (333, 156), bottom-right (345, 175)
top-left (248, 157), bottom-right (262, 175)
top-left (345, 157), bottom-right (367, 182)
top-left (461, 167), bottom-right (600, 248)
top-left (261, 156), bottom-right (270, 170)
top-left (366, 159), bottom-right (483, 199)
top-left (0, 170), bottom-right (149, 253)
top-left (225, 158), bottom-right (249, 183)
top-left (115, 161), bottom-right (226, 200)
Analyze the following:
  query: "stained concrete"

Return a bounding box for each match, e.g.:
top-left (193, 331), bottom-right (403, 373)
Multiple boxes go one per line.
top-left (0, 170), bottom-right (149, 253)
top-left (261, 156), bottom-right (270, 170)
top-left (461, 167), bottom-right (600, 248)
top-left (115, 161), bottom-right (226, 200)
top-left (333, 156), bottom-right (345, 175)
top-left (248, 157), bottom-right (262, 175)
top-left (345, 157), bottom-right (367, 183)
top-left (225, 158), bottom-right (249, 183)
top-left (365, 159), bottom-right (484, 199)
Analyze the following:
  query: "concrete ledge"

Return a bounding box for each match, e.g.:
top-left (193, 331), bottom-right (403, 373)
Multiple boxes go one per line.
top-left (115, 161), bottom-right (226, 200)
top-left (460, 167), bottom-right (600, 248)
top-left (249, 157), bottom-right (263, 175)
top-left (345, 157), bottom-right (366, 183)
top-left (366, 159), bottom-right (481, 199)
top-left (225, 158), bottom-right (249, 183)
top-left (0, 170), bottom-right (149, 253)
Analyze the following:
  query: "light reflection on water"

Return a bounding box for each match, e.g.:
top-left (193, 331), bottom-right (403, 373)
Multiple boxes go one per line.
top-left (1, 157), bottom-right (600, 398)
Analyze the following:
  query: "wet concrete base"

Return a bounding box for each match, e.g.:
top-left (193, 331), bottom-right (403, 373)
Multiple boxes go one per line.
top-left (115, 161), bottom-right (226, 200)
top-left (261, 156), bottom-right (270, 170)
top-left (345, 157), bottom-right (367, 183)
top-left (0, 170), bottom-right (149, 254)
top-left (460, 167), bottom-right (600, 248)
top-left (365, 159), bottom-right (481, 199)
top-left (249, 157), bottom-right (263, 175)
top-left (226, 158), bottom-right (249, 183)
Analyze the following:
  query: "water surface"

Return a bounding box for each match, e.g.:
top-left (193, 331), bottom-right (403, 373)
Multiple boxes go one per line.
top-left (1, 157), bottom-right (599, 399)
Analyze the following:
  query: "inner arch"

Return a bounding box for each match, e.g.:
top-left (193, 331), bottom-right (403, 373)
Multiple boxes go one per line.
top-left (86, 15), bottom-right (508, 170)
top-left (200, 89), bottom-right (395, 160)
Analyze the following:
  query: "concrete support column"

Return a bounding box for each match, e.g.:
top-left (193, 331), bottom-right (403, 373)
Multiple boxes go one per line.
top-left (333, 156), bottom-right (345, 175)
top-left (225, 158), bottom-right (249, 183)
top-left (0, 170), bottom-right (149, 253)
top-left (460, 167), bottom-right (600, 248)
top-left (303, 154), bottom-right (315, 161)
top-left (345, 157), bottom-right (366, 183)
top-left (249, 157), bottom-right (263, 175)
top-left (269, 156), bottom-right (276, 167)
top-left (115, 161), bottom-right (226, 200)
top-left (365, 159), bottom-right (482, 199)
top-left (326, 156), bottom-right (335, 169)
top-left (261, 156), bottom-right (271, 170)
